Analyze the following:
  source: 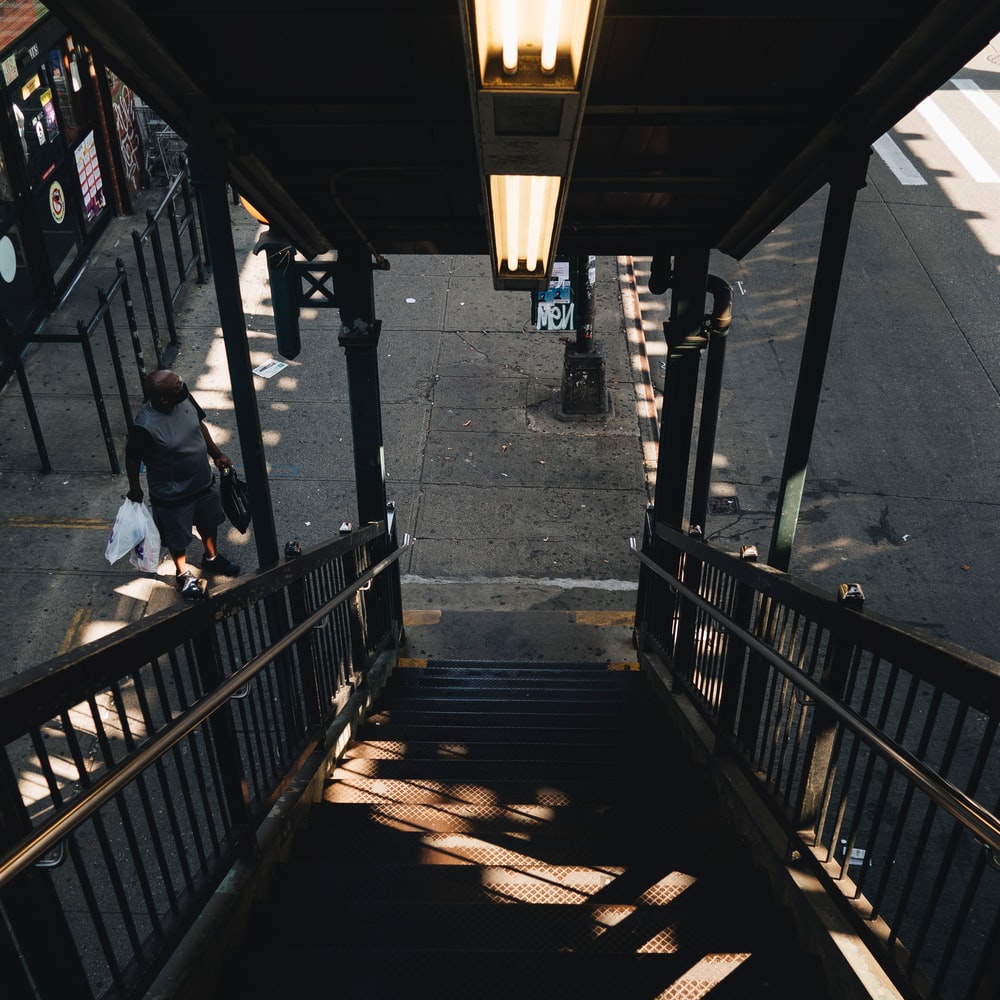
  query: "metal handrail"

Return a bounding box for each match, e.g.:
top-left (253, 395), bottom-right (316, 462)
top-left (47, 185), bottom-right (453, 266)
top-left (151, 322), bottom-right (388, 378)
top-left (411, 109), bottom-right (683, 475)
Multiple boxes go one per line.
top-left (631, 540), bottom-right (1000, 854)
top-left (0, 537), bottom-right (411, 890)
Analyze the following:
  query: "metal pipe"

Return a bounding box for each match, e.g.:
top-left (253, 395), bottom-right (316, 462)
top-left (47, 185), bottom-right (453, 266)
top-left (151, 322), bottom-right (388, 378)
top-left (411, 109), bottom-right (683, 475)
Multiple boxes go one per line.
top-left (689, 274), bottom-right (733, 535)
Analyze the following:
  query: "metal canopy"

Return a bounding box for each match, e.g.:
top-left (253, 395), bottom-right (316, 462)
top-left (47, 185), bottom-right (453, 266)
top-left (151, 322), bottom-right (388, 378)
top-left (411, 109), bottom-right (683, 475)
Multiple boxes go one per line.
top-left (43, 1), bottom-right (1000, 264)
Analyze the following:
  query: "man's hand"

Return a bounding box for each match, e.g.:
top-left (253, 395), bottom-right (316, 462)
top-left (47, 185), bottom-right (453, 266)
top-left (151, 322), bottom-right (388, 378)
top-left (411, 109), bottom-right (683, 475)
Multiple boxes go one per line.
top-left (213, 451), bottom-right (234, 471)
top-left (126, 487), bottom-right (144, 502)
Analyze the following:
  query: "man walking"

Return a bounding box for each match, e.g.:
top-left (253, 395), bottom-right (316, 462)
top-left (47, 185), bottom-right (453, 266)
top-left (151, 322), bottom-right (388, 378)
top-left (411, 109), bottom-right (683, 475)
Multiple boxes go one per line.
top-left (125, 369), bottom-right (241, 599)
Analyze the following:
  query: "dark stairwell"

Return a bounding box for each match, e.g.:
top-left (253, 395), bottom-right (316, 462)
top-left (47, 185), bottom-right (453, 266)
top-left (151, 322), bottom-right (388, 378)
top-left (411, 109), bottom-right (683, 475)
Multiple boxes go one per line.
top-left (217, 632), bottom-right (834, 999)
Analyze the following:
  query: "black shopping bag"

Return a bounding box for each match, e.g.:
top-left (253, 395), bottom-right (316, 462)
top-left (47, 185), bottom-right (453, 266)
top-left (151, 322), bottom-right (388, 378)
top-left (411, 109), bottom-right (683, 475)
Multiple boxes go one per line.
top-left (220, 467), bottom-right (252, 533)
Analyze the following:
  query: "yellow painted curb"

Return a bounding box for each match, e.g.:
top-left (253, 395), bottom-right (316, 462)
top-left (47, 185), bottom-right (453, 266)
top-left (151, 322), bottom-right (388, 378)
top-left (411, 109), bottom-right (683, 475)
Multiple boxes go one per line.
top-left (403, 610), bottom-right (442, 626)
top-left (575, 611), bottom-right (634, 627)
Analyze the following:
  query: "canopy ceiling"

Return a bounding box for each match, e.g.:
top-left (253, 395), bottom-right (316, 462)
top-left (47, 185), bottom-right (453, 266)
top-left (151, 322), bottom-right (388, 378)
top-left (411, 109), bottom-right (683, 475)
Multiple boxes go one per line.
top-left (43, 1), bottom-right (1000, 265)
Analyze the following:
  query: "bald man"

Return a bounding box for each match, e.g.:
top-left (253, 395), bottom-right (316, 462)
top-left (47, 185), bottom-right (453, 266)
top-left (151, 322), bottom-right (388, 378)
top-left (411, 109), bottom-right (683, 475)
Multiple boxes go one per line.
top-left (125, 369), bottom-right (241, 599)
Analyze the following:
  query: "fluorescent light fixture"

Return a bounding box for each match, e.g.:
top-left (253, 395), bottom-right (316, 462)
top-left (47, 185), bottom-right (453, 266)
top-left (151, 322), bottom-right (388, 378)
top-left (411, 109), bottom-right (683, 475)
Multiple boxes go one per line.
top-left (490, 174), bottom-right (560, 276)
top-left (473, 0), bottom-right (592, 86)
top-left (465, 0), bottom-right (602, 288)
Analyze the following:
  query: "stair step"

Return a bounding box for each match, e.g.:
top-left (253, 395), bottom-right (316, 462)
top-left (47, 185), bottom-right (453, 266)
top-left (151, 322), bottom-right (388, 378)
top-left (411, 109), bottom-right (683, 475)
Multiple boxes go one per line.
top-left (304, 800), bottom-right (723, 841)
top-left (331, 756), bottom-right (666, 783)
top-left (221, 946), bottom-right (794, 1000)
top-left (362, 709), bottom-right (645, 729)
top-left (369, 694), bottom-right (647, 713)
top-left (242, 898), bottom-right (779, 954)
top-left (322, 775), bottom-right (679, 809)
top-left (343, 738), bottom-right (668, 762)
top-left (270, 861), bottom-right (699, 905)
top-left (351, 722), bottom-right (654, 744)
top-left (290, 828), bottom-right (725, 869)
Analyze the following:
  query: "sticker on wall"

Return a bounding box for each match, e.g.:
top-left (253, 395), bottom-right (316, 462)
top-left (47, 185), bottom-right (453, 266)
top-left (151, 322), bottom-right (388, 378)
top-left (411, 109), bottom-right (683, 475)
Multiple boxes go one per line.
top-left (49, 181), bottom-right (66, 224)
top-left (0, 235), bottom-right (16, 283)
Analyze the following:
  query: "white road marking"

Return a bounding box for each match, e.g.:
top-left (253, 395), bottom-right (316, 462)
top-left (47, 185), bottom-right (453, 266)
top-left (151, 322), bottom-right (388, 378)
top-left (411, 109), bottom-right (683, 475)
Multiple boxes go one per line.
top-left (872, 133), bottom-right (926, 185)
top-left (917, 96), bottom-right (1000, 182)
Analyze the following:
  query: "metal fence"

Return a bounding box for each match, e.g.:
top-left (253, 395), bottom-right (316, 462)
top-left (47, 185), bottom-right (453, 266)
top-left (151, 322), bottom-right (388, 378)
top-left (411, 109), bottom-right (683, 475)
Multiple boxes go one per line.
top-left (633, 513), bottom-right (1000, 1000)
top-left (0, 521), bottom-right (406, 1000)
top-left (3, 158), bottom-right (208, 476)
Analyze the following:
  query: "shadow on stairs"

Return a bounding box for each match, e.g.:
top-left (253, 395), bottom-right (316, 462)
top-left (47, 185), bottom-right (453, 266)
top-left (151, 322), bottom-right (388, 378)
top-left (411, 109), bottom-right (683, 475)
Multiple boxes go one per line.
top-left (217, 658), bottom-right (833, 999)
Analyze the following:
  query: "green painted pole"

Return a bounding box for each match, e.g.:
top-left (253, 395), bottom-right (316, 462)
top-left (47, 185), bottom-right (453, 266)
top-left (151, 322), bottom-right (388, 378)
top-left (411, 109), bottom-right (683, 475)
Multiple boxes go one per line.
top-left (652, 248), bottom-right (710, 531)
top-left (337, 245), bottom-right (388, 528)
top-left (186, 121), bottom-right (280, 569)
top-left (768, 147), bottom-right (871, 573)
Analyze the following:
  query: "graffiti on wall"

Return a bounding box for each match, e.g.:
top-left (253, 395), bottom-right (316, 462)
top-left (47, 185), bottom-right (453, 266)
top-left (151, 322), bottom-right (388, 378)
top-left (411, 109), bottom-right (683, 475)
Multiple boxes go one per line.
top-left (110, 75), bottom-right (141, 199)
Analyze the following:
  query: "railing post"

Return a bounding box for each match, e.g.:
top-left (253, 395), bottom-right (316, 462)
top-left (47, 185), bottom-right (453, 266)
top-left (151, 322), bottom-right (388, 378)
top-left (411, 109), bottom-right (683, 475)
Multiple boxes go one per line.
top-left (131, 230), bottom-right (165, 368)
top-left (180, 166), bottom-right (207, 284)
top-left (147, 213), bottom-right (179, 346)
top-left (795, 586), bottom-right (863, 833)
top-left (77, 319), bottom-right (120, 474)
top-left (99, 286), bottom-right (133, 428)
top-left (286, 566), bottom-right (324, 730)
top-left (717, 546), bottom-right (759, 738)
top-left (118, 260), bottom-right (149, 392)
top-left (189, 630), bottom-right (256, 855)
top-left (342, 543), bottom-right (370, 686)
top-left (0, 754), bottom-right (91, 998)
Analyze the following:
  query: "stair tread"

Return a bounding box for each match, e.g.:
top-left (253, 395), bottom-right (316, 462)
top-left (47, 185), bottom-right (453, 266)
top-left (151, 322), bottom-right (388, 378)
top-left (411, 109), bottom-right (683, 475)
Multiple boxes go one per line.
top-left (244, 897), bottom-right (783, 953)
top-left (220, 945), bottom-right (820, 1000)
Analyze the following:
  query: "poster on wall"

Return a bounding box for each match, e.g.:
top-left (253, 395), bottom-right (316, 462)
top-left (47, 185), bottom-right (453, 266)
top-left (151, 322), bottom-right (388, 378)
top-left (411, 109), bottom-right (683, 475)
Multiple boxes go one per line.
top-left (531, 257), bottom-right (576, 332)
top-left (73, 130), bottom-right (106, 225)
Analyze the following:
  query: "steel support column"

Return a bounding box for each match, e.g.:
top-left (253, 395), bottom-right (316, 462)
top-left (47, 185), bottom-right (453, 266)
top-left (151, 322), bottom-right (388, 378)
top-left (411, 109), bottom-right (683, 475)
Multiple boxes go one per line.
top-left (768, 148), bottom-right (871, 572)
top-left (652, 248), bottom-right (710, 531)
top-left (186, 121), bottom-right (280, 569)
top-left (337, 245), bottom-right (388, 528)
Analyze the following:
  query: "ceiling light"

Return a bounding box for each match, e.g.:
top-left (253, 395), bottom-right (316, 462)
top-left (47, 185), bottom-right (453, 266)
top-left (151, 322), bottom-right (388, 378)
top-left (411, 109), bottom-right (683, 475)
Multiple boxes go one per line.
top-left (464, 0), bottom-right (604, 290)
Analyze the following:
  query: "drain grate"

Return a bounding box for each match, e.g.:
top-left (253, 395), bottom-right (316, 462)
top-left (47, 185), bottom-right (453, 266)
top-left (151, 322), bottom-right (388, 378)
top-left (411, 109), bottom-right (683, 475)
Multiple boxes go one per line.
top-left (710, 496), bottom-right (739, 515)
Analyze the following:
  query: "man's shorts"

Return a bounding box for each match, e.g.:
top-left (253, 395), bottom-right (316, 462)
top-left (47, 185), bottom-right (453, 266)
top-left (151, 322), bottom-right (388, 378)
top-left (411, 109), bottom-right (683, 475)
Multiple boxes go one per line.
top-left (151, 484), bottom-right (225, 553)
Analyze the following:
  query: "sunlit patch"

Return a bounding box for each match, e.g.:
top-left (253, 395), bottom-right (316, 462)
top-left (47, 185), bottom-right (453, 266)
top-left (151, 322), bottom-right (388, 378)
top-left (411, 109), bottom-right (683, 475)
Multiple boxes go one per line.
top-left (113, 578), bottom-right (162, 603)
top-left (637, 925), bottom-right (681, 953)
top-left (437, 743), bottom-right (469, 757)
top-left (654, 953), bottom-right (751, 998)
top-left (638, 871), bottom-right (696, 905)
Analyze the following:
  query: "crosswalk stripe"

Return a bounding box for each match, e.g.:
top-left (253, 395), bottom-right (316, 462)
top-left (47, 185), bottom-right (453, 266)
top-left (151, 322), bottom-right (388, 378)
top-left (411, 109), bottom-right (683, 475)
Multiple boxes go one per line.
top-left (952, 78), bottom-right (1000, 133)
top-left (917, 95), bottom-right (1000, 183)
top-left (872, 133), bottom-right (926, 185)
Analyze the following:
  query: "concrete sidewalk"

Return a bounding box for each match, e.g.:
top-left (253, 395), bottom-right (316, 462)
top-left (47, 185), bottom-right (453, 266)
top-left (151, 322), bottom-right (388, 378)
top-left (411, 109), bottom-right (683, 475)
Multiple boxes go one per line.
top-left (5, 171), bottom-right (999, 682)
top-left (0, 183), bottom-right (653, 680)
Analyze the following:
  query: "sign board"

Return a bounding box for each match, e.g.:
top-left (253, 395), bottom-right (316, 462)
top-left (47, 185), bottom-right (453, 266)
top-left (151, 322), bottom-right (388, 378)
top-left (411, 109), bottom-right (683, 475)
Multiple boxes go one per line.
top-left (531, 256), bottom-right (577, 332)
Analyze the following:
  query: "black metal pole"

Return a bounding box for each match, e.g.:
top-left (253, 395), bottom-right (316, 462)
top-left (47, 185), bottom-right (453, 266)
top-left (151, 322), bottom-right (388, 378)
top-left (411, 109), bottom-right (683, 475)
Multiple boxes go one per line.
top-left (575, 254), bottom-right (596, 353)
top-left (337, 244), bottom-right (388, 529)
top-left (768, 147), bottom-right (870, 573)
top-left (186, 120), bottom-right (280, 570)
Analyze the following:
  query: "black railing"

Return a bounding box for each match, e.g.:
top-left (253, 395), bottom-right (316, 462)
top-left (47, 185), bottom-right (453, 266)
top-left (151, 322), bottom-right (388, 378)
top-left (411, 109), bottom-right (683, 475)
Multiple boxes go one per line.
top-left (633, 514), bottom-right (1000, 1000)
top-left (3, 161), bottom-right (206, 476)
top-left (131, 160), bottom-right (206, 356)
top-left (0, 521), bottom-right (406, 1000)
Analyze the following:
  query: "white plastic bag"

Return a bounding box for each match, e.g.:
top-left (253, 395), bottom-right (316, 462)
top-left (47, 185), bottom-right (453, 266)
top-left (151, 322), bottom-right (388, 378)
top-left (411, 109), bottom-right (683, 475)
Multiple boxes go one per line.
top-left (106, 499), bottom-right (145, 564)
top-left (105, 500), bottom-right (160, 571)
top-left (128, 503), bottom-right (161, 573)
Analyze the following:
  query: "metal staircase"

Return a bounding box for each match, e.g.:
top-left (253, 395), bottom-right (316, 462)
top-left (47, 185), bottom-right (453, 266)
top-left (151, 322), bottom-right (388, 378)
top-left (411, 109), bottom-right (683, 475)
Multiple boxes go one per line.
top-left (218, 656), bottom-right (833, 999)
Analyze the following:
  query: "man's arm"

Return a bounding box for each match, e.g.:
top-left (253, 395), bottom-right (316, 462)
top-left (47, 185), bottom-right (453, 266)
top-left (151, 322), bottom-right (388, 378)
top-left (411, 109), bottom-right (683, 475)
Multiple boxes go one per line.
top-left (200, 421), bottom-right (233, 470)
top-left (124, 425), bottom-right (150, 502)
